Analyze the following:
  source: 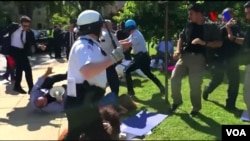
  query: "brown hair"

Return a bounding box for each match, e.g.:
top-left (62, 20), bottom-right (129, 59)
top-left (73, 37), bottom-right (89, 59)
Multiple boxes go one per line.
top-left (20, 15), bottom-right (31, 23)
top-left (99, 105), bottom-right (121, 140)
top-left (118, 94), bottom-right (137, 110)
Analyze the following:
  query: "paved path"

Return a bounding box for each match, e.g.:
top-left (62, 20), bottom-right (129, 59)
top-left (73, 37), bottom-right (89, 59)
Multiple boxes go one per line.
top-left (0, 54), bottom-right (111, 140)
top-left (0, 54), bottom-right (67, 140)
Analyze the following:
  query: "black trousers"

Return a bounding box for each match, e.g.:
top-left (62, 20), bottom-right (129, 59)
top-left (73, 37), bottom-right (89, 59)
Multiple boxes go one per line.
top-left (106, 64), bottom-right (120, 96)
top-left (54, 44), bottom-right (61, 58)
top-left (40, 73), bottom-right (67, 89)
top-left (10, 47), bottom-right (33, 90)
top-left (124, 52), bottom-right (164, 94)
top-left (204, 59), bottom-right (240, 107)
top-left (64, 82), bottom-right (108, 140)
top-left (47, 38), bottom-right (54, 57)
top-left (65, 46), bottom-right (71, 61)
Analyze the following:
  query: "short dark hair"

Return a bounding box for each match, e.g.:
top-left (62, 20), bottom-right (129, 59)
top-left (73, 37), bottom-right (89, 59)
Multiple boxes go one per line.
top-left (188, 3), bottom-right (204, 15)
top-left (20, 15), bottom-right (31, 23)
top-left (244, 1), bottom-right (250, 8)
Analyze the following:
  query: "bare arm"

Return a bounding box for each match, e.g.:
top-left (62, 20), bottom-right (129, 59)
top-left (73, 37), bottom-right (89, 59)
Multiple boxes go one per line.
top-left (120, 41), bottom-right (132, 50)
top-left (205, 41), bottom-right (223, 48)
top-left (119, 38), bottom-right (129, 42)
top-left (176, 38), bottom-right (183, 53)
top-left (80, 58), bottom-right (114, 80)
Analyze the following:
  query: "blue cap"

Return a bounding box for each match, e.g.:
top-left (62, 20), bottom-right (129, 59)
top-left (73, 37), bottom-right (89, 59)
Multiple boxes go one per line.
top-left (125, 19), bottom-right (136, 29)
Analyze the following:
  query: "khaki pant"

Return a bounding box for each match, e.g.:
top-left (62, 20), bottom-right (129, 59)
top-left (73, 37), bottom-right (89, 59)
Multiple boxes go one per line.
top-left (243, 65), bottom-right (250, 118)
top-left (171, 53), bottom-right (206, 111)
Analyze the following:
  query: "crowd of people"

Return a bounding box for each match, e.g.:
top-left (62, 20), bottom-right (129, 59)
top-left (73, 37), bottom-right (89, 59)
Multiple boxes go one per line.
top-left (0, 1), bottom-right (250, 140)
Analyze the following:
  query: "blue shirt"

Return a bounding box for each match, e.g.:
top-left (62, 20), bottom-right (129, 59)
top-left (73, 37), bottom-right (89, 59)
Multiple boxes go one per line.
top-left (156, 40), bottom-right (174, 54)
top-left (29, 76), bottom-right (66, 113)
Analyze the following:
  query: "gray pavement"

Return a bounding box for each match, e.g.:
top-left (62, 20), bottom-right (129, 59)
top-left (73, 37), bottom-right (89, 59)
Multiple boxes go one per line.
top-left (0, 53), bottom-right (111, 140)
top-left (0, 54), bottom-right (67, 140)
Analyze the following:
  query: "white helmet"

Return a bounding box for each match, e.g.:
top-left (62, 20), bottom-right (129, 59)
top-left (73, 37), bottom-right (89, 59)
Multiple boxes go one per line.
top-left (76, 10), bottom-right (103, 37)
top-left (77, 10), bottom-right (103, 26)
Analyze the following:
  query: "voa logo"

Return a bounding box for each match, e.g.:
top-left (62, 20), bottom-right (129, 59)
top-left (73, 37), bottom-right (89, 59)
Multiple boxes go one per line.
top-left (226, 129), bottom-right (247, 136)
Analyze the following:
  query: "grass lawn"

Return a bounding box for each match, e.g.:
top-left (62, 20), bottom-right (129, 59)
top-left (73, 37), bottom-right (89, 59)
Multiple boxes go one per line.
top-left (119, 46), bottom-right (249, 140)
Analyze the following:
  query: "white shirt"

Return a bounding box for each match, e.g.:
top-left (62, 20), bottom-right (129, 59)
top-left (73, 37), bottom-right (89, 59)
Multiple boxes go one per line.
top-left (127, 29), bottom-right (147, 54)
top-left (11, 27), bottom-right (26, 49)
top-left (67, 35), bottom-right (107, 96)
top-left (99, 28), bottom-right (120, 55)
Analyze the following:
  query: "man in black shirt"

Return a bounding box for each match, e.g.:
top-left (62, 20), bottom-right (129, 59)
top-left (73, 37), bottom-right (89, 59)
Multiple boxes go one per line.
top-left (203, 8), bottom-right (242, 110)
top-left (226, 1), bottom-right (250, 120)
top-left (116, 22), bottom-right (132, 60)
top-left (171, 4), bottom-right (222, 116)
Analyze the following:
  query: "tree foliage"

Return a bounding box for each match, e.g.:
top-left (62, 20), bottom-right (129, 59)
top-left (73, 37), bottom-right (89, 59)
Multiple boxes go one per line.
top-left (113, 1), bottom-right (188, 45)
top-left (113, 1), bottom-right (248, 45)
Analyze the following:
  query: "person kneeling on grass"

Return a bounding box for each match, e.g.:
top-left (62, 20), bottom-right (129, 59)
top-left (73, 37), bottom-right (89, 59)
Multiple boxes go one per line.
top-left (29, 67), bottom-right (67, 113)
top-left (99, 92), bottom-right (138, 115)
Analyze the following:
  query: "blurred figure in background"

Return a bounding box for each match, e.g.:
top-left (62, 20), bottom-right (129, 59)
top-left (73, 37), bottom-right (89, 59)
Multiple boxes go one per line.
top-left (64, 24), bottom-right (76, 60)
top-left (53, 25), bottom-right (63, 59)
top-left (154, 38), bottom-right (174, 67)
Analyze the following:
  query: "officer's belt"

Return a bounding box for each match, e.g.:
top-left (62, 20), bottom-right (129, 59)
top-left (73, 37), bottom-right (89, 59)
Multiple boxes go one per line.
top-left (75, 81), bottom-right (105, 102)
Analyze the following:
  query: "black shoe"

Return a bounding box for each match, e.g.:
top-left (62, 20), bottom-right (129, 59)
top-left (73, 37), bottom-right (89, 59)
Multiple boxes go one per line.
top-left (13, 87), bottom-right (27, 94)
top-left (202, 86), bottom-right (209, 100)
top-left (190, 111), bottom-right (199, 117)
top-left (171, 102), bottom-right (182, 112)
top-left (0, 74), bottom-right (8, 80)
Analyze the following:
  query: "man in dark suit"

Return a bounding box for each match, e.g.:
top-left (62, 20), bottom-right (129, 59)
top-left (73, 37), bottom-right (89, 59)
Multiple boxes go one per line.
top-left (64, 24), bottom-right (76, 60)
top-left (0, 16), bottom-right (46, 94)
top-left (53, 25), bottom-right (63, 59)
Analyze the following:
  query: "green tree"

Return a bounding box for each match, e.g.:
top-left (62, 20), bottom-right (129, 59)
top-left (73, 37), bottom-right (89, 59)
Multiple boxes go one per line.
top-left (113, 1), bottom-right (187, 46)
top-left (113, 1), bottom-right (248, 46)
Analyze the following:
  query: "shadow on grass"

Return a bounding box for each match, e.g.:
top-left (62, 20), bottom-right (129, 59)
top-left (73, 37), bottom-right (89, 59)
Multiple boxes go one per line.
top-left (175, 112), bottom-right (221, 140)
top-left (208, 100), bottom-right (244, 118)
top-left (203, 68), bottom-right (246, 84)
top-left (132, 93), bottom-right (171, 115)
top-left (120, 78), bottom-right (148, 88)
top-left (0, 106), bottom-right (62, 131)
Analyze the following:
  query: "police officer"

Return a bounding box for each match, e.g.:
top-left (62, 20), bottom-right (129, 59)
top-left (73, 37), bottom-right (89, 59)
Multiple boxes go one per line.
top-left (65, 10), bottom-right (124, 140)
top-left (203, 8), bottom-right (242, 110)
top-left (119, 19), bottom-right (165, 97)
top-left (100, 19), bottom-right (120, 96)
